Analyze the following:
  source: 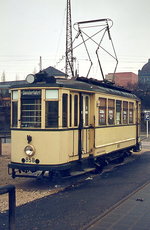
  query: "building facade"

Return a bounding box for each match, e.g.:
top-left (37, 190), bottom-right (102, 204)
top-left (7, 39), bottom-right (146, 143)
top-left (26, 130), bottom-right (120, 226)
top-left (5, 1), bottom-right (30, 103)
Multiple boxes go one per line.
top-left (138, 59), bottom-right (150, 86)
top-left (137, 59), bottom-right (150, 131)
top-left (105, 72), bottom-right (138, 90)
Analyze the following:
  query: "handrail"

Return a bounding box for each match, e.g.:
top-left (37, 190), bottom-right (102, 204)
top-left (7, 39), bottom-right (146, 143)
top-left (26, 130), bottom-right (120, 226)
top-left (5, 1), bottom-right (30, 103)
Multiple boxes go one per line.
top-left (0, 185), bottom-right (16, 230)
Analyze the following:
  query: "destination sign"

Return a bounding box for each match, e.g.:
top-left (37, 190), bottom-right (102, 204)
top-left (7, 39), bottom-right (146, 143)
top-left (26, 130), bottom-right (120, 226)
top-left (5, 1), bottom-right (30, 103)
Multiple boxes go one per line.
top-left (21, 90), bottom-right (41, 96)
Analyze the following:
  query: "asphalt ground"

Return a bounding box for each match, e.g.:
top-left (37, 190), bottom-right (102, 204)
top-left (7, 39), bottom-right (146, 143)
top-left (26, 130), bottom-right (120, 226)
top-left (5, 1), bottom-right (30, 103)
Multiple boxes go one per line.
top-left (1, 145), bottom-right (150, 230)
top-left (85, 181), bottom-right (150, 230)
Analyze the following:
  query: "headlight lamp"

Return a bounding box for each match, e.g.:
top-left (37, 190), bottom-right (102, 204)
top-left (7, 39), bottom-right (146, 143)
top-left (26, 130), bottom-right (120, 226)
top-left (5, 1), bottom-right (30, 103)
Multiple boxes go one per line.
top-left (24, 145), bottom-right (35, 157)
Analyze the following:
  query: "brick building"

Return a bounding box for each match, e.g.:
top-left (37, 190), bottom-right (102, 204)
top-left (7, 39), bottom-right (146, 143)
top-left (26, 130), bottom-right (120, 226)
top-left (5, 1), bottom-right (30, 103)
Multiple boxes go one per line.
top-left (105, 72), bottom-right (138, 90)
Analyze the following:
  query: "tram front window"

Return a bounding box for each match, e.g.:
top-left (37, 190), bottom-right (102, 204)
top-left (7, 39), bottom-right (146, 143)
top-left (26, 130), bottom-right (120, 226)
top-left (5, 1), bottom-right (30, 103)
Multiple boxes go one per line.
top-left (45, 90), bottom-right (59, 128)
top-left (12, 90), bottom-right (18, 127)
top-left (12, 101), bottom-right (18, 127)
top-left (21, 90), bottom-right (41, 128)
top-left (45, 101), bottom-right (58, 128)
top-left (21, 99), bottom-right (41, 127)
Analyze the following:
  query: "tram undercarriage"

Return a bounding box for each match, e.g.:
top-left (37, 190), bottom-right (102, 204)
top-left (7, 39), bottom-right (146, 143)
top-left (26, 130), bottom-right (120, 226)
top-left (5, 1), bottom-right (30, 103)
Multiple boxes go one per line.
top-left (8, 145), bottom-right (139, 181)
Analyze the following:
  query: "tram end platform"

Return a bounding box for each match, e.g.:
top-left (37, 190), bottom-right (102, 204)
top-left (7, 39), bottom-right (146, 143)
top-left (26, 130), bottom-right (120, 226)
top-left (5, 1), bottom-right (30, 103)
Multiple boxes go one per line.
top-left (84, 181), bottom-right (150, 230)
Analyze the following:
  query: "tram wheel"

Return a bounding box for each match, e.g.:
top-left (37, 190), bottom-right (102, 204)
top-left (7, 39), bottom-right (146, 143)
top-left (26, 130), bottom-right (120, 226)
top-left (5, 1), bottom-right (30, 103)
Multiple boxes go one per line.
top-left (133, 143), bottom-right (142, 152)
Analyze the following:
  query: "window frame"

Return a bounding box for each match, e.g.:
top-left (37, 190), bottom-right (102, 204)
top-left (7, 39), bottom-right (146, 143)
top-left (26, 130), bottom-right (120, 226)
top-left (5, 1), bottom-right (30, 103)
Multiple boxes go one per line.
top-left (70, 94), bottom-right (72, 127)
top-left (129, 102), bottom-right (134, 124)
top-left (82, 95), bottom-right (90, 127)
top-left (116, 100), bottom-right (122, 125)
top-left (123, 101), bottom-right (128, 124)
top-left (98, 97), bottom-right (107, 125)
top-left (108, 99), bottom-right (115, 125)
top-left (74, 94), bottom-right (79, 127)
top-left (45, 89), bottom-right (59, 128)
top-left (21, 90), bottom-right (42, 128)
top-left (11, 90), bottom-right (18, 128)
top-left (62, 93), bottom-right (68, 128)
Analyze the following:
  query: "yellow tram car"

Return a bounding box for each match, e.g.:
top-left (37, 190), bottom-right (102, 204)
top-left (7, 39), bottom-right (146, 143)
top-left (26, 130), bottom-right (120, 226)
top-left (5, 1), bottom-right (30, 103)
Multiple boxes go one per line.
top-left (8, 72), bottom-right (141, 179)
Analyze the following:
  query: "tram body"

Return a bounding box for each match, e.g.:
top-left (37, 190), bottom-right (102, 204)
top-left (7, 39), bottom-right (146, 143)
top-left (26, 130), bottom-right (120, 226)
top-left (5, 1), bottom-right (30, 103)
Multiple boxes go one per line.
top-left (8, 75), bottom-right (141, 178)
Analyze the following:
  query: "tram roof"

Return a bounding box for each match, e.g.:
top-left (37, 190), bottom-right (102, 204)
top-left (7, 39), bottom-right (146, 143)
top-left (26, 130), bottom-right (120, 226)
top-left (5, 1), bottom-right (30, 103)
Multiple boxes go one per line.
top-left (10, 76), bottom-right (139, 100)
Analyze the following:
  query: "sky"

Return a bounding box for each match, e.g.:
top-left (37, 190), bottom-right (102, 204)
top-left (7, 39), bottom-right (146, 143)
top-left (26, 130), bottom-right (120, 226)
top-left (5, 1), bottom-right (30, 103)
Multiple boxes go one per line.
top-left (0, 0), bottom-right (150, 81)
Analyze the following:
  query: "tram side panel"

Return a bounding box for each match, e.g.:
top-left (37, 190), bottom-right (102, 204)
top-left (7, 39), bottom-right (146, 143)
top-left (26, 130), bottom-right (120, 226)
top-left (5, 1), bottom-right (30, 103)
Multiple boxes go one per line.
top-left (94, 125), bottom-right (136, 156)
top-left (11, 130), bottom-right (79, 166)
top-left (93, 93), bottom-right (140, 156)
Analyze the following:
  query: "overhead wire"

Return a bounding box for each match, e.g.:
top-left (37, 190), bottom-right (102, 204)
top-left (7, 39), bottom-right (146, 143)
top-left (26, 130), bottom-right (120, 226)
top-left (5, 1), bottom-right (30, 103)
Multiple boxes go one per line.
top-left (54, 6), bottom-right (66, 68)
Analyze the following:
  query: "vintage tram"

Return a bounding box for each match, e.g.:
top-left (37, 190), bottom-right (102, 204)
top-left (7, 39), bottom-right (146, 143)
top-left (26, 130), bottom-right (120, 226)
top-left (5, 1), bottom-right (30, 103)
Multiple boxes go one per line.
top-left (8, 72), bottom-right (141, 179)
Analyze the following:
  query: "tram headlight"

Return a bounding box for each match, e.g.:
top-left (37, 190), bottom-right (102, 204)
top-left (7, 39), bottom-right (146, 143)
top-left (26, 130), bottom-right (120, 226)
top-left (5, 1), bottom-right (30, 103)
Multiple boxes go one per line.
top-left (24, 145), bottom-right (35, 157)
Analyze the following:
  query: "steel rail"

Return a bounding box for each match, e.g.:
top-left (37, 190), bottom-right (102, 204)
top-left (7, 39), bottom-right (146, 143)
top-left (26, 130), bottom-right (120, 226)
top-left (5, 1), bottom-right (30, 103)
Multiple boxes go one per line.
top-left (80, 180), bottom-right (150, 230)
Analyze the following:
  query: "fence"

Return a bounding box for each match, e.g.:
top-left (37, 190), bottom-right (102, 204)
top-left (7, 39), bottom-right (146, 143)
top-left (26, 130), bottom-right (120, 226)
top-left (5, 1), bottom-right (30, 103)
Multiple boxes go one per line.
top-left (0, 185), bottom-right (16, 230)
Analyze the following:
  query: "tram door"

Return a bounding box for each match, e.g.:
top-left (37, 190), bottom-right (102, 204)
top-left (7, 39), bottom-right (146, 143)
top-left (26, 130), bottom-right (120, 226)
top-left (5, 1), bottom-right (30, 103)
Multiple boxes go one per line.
top-left (81, 95), bottom-right (90, 155)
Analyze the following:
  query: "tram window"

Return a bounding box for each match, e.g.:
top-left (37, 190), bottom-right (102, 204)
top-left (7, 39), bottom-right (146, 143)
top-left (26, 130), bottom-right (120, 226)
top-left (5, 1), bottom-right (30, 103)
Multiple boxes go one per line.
top-left (116, 100), bottom-right (122, 125)
top-left (138, 103), bottom-right (141, 123)
top-left (74, 95), bottom-right (78, 126)
top-left (108, 99), bottom-right (115, 125)
top-left (12, 90), bottom-right (18, 100)
top-left (99, 98), bottom-right (106, 125)
top-left (45, 90), bottom-right (59, 128)
top-left (85, 96), bottom-right (89, 126)
top-left (21, 99), bottom-right (41, 128)
top-left (46, 90), bottom-right (58, 99)
top-left (62, 94), bottom-right (68, 127)
top-left (45, 101), bottom-right (58, 128)
top-left (12, 101), bottom-right (18, 127)
top-left (129, 102), bottom-right (134, 123)
top-left (70, 95), bottom-right (72, 127)
top-left (12, 90), bottom-right (18, 127)
top-left (123, 101), bottom-right (128, 124)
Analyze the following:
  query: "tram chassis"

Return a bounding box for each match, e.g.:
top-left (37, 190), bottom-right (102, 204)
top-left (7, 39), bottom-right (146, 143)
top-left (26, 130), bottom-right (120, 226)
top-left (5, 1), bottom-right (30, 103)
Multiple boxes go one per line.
top-left (8, 145), bottom-right (139, 180)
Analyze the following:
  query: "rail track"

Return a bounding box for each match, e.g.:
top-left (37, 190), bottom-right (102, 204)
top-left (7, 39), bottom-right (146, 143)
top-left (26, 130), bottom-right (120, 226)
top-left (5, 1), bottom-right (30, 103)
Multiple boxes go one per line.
top-left (80, 179), bottom-right (150, 230)
top-left (0, 151), bottom-right (139, 213)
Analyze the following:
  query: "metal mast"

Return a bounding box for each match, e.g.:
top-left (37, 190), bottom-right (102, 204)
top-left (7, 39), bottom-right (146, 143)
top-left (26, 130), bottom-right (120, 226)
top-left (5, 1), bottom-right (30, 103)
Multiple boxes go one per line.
top-left (65, 0), bottom-right (74, 77)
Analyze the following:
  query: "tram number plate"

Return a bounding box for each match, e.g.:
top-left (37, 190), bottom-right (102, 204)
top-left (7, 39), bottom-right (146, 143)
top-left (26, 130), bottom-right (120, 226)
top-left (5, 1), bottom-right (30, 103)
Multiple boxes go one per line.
top-left (25, 157), bottom-right (35, 163)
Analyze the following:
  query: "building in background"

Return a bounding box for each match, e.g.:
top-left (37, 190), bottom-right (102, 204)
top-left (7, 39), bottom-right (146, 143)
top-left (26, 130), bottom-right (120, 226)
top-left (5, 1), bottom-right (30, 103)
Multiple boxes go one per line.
top-left (136, 59), bottom-right (150, 131)
top-left (43, 66), bottom-right (66, 78)
top-left (137, 58), bottom-right (150, 111)
top-left (138, 59), bottom-right (150, 86)
top-left (105, 72), bottom-right (138, 90)
top-left (0, 80), bottom-right (25, 135)
top-left (0, 84), bottom-right (10, 133)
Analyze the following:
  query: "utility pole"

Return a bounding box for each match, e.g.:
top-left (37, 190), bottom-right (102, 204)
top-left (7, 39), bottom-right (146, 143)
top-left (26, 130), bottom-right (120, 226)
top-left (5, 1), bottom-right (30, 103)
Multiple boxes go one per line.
top-left (65, 0), bottom-right (74, 77)
top-left (1, 71), bottom-right (6, 82)
top-left (39, 56), bottom-right (42, 71)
